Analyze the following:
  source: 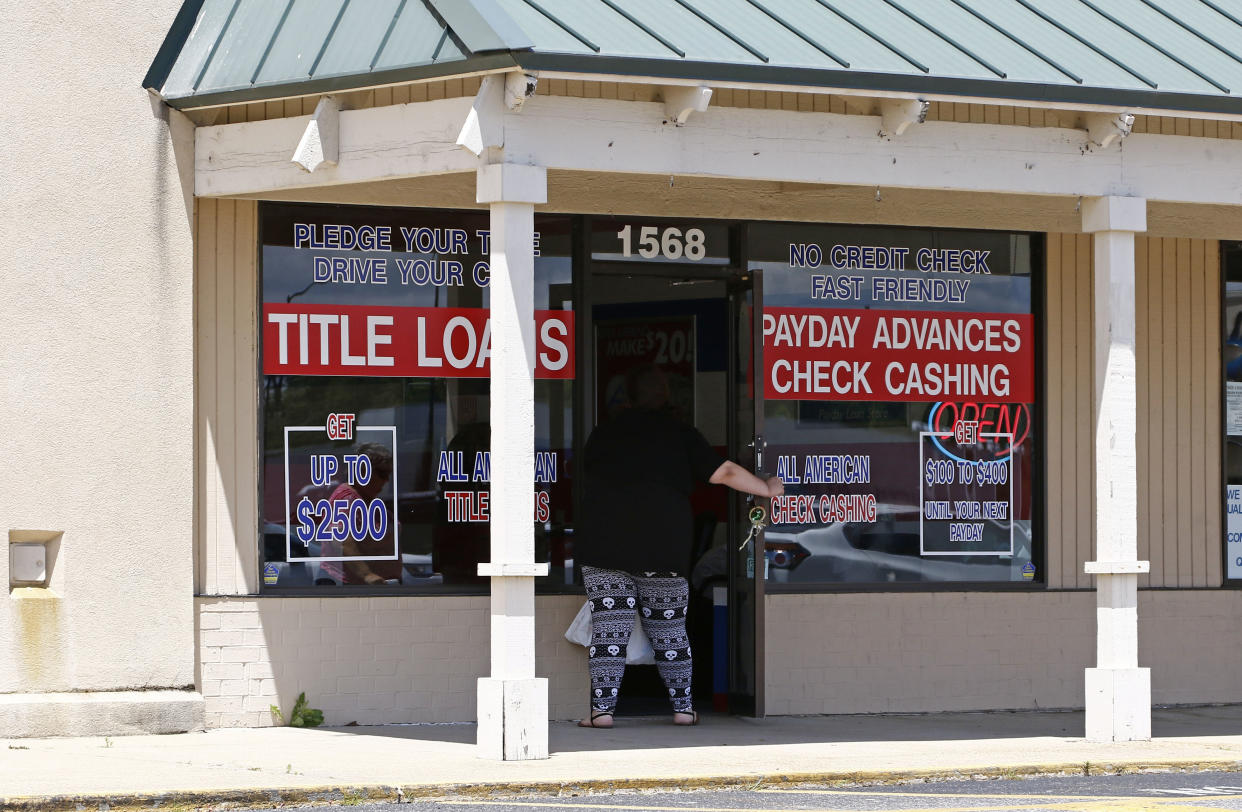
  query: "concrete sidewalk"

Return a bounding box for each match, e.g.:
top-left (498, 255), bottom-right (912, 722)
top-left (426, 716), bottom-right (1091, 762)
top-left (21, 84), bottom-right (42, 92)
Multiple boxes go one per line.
top-left (4, 707), bottom-right (1242, 811)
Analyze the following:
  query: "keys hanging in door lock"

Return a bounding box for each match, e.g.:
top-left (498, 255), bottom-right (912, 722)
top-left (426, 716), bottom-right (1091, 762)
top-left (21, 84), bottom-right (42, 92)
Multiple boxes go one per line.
top-left (739, 503), bottom-right (768, 551)
top-left (741, 434), bottom-right (770, 551)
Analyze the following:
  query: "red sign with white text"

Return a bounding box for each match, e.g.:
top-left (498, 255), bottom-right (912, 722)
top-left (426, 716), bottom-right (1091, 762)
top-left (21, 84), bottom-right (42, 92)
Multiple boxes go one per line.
top-left (263, 303), bottom-right (574, 379)
top-left (763, 307), bottom-right (1032, 402)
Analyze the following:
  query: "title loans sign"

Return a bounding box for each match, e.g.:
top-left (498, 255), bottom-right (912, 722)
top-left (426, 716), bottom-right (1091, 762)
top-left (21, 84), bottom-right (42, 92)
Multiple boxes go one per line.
top-left (264, 303), bottom-right (573, 378)
top-left (261, 215), bottom-right (575, 379)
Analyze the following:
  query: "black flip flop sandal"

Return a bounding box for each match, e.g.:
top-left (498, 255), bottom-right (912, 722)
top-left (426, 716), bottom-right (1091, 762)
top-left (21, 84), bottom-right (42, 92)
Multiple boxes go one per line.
top-left (578, 711), bottom-right (614, 728)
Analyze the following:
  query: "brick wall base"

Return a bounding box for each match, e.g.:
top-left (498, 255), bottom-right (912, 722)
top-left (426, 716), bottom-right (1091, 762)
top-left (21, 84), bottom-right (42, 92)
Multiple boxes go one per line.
top-left (765, 590), bottom-right (1242, 715)
top-left (198, 589), bottom-right (1242, 727)
top-left (196, 595), bottom-right (583, 728)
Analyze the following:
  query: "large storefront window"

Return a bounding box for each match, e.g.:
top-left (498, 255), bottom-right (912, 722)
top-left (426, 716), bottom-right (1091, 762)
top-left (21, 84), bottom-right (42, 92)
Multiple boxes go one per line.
top-left (257, 206), bottom-right (1045, 594)
top-left (260, 204), bottom-right (574, 592)
top-left (752, 225), bottom-right (1041, 586)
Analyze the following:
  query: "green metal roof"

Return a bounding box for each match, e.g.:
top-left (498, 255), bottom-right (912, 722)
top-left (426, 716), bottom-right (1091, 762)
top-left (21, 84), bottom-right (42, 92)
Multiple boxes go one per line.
top-left (146, 0), bottom-right (1242, 115)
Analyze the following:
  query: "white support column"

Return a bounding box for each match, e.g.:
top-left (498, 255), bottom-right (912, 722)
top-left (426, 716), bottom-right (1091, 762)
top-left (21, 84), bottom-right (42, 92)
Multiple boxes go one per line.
top-left (1081, 195), bottom-right (1151, 743)
top-left (475, 162), bottom-right (550, 761)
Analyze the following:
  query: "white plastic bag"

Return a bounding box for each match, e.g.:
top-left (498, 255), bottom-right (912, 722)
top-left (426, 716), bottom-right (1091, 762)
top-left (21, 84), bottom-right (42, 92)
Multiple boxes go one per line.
top-left (565, 601), bottom-right (655, 665)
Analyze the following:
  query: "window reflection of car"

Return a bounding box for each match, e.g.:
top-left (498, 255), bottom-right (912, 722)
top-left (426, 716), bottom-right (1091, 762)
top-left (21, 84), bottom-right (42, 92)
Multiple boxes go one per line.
top-left (763, 505), bottom-right (1030, 583)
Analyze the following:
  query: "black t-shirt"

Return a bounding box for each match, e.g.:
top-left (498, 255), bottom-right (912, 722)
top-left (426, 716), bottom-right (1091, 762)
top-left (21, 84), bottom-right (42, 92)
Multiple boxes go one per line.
top-left (577, 408), bottom-right (725, 575)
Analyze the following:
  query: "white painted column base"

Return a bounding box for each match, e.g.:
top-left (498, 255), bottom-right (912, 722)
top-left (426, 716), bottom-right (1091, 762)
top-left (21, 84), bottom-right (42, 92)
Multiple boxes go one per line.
top-left (1085, 667), bottom-right (1151, 742)
top-left (477, 677), bottom-right (549, 761)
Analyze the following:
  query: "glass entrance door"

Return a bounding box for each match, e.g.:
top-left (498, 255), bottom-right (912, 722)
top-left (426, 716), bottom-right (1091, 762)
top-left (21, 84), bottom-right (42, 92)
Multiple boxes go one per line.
top-left (725, 268), bottom-right (764, 716)
top-left (581, 216), bottom-right (761, 716)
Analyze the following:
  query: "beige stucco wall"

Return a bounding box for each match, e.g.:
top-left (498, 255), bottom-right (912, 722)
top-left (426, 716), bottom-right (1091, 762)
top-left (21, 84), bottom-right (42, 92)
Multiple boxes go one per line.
top-left (0, 2), bottom-right (200, 730)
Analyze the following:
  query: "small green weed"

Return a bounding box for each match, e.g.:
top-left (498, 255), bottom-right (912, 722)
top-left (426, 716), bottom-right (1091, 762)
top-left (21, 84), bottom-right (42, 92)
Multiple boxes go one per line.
top-left (268, 693), bottom-right (323, 727)
top-left (289, 692), bottom-right (324, 728)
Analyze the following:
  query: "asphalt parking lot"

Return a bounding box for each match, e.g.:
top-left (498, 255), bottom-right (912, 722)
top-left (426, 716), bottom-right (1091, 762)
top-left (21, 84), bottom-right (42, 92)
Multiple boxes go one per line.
top-left (249, 769), bottom-right (1242, 812)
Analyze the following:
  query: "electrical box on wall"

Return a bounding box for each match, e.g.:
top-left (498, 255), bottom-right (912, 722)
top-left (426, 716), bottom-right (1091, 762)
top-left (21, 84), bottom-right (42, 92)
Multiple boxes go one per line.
top-left (11, 543), bottom-right (47, 584)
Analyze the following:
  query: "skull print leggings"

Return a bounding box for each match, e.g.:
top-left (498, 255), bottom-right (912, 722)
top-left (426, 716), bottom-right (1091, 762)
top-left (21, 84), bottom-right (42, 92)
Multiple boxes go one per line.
top-left (581, 565), bottom-right (693, 715)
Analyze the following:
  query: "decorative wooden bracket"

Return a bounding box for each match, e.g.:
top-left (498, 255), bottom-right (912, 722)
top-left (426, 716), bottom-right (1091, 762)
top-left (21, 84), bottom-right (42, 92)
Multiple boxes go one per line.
top-left (879, 98), bottom-right (928, 137)
top-left (291, 96), bottom-right (340, 172)
top-left (662, 85), bottom-right (713, 126)
top-left (505, 72), bottom-right (538, 112)
top-left (456, 72), bottom-right (539, 158)
top-left (1086, 112), bottom-right (1135, 149)
top-left (457, 75), bottom-right (505, 157)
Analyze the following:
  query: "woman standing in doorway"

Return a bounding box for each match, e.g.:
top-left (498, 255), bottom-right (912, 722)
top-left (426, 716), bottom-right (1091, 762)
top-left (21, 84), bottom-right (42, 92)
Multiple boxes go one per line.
top-left (576, 365), bottom-right (783, 728)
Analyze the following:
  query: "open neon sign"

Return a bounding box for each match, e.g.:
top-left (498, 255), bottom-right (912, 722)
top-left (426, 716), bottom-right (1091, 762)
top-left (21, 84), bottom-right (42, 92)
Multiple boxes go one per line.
top-left (927, 401), bottom-right (1031, 463)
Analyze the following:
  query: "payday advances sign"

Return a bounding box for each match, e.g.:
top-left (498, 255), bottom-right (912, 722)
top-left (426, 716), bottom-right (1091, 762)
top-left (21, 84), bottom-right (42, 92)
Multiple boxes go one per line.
top-left (764, 308), bottom-right (1033, 401)
top-left (764, 238), bottom-right (1032, 402)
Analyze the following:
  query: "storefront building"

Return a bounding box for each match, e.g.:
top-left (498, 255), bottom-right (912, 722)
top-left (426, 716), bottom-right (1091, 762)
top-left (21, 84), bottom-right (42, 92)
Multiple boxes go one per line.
top-left (5, 0), bottom-right (1242, 757)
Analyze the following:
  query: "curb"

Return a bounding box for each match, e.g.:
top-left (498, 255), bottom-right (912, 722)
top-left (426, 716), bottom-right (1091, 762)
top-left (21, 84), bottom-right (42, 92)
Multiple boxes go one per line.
top-left (5, 759), bottom-right (1242, 811)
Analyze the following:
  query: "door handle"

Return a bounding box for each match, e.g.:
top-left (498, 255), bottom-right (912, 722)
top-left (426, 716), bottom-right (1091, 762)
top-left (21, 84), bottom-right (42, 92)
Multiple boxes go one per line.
top-left (748, 435), bottom-right (766, 471)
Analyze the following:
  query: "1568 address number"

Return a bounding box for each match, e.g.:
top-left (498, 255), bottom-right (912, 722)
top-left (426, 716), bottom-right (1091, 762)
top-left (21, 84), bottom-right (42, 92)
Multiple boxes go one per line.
top-left (617, 225), bottom-right (707, 261)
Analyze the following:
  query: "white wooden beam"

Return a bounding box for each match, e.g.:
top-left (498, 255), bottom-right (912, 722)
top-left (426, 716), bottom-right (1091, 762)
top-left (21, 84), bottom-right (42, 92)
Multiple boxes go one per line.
top-left (195, 96), bottom-right (476, 197)
top-left (502, 96), bottom-right (1242, 207)
top-left (196, 94), bottom-right (1242, 207)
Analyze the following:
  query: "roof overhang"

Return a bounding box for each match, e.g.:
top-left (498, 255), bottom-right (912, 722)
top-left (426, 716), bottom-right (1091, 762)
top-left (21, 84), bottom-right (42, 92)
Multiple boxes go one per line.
top-left (146, 0), bottom-right (1242, 119)
top-left (517, 54), bottom-right (1242, 119)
